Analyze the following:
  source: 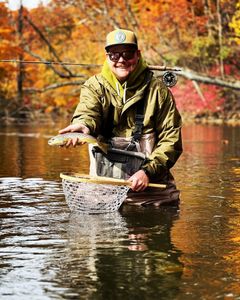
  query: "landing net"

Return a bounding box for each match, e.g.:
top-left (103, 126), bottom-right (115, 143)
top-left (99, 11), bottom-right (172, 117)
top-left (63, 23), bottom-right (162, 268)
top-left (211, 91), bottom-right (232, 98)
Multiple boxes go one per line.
top-left (60, 173), bottom-right (130, 214)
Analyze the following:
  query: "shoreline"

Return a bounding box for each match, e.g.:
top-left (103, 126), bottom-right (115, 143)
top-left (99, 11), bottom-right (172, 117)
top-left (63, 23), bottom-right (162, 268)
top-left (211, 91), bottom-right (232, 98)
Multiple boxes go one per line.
top-left (1, 111), bottom-right (240, 127)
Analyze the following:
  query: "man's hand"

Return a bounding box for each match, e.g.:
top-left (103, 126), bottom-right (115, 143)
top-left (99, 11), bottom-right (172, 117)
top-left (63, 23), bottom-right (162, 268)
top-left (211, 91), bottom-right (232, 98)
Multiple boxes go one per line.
top-left (58, 123), bottom-right (90, 147)
top-left (128, 170), bottom-right (149, 192)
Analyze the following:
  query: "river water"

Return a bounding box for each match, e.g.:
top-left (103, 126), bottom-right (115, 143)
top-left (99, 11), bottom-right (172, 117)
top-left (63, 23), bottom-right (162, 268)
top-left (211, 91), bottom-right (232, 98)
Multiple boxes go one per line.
top-left (0, 122), bottom-right (239, 300)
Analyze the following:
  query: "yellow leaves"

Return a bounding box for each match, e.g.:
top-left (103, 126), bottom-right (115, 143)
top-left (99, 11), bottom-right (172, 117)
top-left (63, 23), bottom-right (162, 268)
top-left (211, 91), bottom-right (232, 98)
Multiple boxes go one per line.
top-left (231, 236), bottom-right (240, 243)
top-left (229, 3), bottom-right (240, 44)
top-left (54, 96), bottom-right (68, 107)
top-left (0, 75), bottom-right (17, 98)
top-left (233, 167), bottom-right (240, 175)
top-left (44, 106), bottom-right (54, 113)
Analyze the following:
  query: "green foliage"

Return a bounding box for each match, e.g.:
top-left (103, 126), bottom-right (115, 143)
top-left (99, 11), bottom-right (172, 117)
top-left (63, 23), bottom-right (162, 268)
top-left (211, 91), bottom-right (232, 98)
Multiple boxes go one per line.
top-left (192, 36), bottom-right (217, 64)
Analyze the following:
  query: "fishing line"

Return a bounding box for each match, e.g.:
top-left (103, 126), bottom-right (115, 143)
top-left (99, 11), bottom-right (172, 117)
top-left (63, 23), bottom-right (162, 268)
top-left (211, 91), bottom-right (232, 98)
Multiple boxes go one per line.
top-left (0, 59), bottom-right (182, 71)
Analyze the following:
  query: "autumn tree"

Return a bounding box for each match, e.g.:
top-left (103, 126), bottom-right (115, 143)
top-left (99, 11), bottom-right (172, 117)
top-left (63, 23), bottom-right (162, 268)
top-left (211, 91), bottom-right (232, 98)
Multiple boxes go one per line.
top-left (0, 3), bottom-right (18, 113)
top-left (0, 0), bottom-right (239, 120)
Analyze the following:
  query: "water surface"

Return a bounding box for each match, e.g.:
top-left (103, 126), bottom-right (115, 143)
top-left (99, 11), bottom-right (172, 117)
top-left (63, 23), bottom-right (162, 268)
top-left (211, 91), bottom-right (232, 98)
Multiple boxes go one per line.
top-left (0, 123), bottom-right (239, 299)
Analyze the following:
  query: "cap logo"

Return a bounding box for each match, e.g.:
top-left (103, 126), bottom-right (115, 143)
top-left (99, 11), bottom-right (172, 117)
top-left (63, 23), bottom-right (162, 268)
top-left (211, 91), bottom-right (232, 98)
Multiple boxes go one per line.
top-left (114, 31), bottom-right (126, 43)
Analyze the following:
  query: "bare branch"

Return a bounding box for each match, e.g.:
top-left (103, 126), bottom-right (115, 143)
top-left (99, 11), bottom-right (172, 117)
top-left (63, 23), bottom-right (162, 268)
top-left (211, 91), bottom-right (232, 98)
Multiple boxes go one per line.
top-left (24, 15), bottom-right (74, 77)
top-left (216, 0), bottom-right (224, 78)
top-left (192, 81), bottom-right (207, 103)
top-left (24, 80), bottom-right (84, 93)
top-left (24, 46), bottom-right (87, 78)
top-left (101, 0), bottom-right (121, 28)
top-left (124, 0), bottom-right (139, 28)
top-left (178, 68), bottom-right (240, 90)
top-left (147, 45), bottom-right (171, 65)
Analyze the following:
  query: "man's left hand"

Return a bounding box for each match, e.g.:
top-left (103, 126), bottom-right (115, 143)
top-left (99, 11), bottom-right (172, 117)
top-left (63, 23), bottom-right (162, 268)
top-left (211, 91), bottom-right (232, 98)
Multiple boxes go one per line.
top-left (128, 170), bottom-right (149, 192)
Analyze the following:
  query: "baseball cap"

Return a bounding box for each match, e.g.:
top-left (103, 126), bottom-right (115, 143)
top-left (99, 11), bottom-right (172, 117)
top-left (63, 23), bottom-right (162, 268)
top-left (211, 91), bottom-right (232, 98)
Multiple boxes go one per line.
top-left (105, 29), bottom-right (138, 50)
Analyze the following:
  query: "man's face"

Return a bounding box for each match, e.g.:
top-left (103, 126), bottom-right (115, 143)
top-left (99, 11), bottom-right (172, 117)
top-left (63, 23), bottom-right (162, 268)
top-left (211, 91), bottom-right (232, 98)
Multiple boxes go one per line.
top-left (106, 45), bottom-right (140, 82)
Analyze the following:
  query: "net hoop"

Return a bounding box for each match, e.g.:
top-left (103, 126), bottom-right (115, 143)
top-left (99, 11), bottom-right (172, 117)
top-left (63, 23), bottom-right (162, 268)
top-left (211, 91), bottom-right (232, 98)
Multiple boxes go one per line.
top-left (60, 173), bottom-right (167, 189)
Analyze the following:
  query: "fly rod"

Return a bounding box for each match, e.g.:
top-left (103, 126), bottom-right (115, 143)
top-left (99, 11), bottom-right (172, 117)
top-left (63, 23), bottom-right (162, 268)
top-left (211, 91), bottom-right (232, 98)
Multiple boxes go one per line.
top-left (0, 59), bottom-right (182, 72)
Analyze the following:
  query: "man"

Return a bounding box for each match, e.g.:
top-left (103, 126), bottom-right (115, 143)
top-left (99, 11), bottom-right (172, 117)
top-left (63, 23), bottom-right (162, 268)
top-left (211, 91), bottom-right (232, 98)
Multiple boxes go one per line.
top-left (59, 29), bottom-right (183, 206)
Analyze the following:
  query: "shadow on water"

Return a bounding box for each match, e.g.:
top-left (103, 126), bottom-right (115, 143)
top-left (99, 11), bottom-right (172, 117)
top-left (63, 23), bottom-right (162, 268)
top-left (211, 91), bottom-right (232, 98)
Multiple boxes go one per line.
top-left (0, 123), bottom-right (240, 299)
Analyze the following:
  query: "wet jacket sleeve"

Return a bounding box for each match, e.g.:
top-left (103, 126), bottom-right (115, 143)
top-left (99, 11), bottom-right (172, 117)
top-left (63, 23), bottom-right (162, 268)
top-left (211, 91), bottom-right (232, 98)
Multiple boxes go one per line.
top-left (142, 85), bottom-right (183, 178)
top-left (71, 77), bottom-right (103, 135)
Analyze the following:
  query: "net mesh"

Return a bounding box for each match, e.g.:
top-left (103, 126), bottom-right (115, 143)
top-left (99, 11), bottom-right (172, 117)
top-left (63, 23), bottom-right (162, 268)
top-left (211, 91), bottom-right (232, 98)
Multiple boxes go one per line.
top-left (62, 179), bottom-right (129, 213)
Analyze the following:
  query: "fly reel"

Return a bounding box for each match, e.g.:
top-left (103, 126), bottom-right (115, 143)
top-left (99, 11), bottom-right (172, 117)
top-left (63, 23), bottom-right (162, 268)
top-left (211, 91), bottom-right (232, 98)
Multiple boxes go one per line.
top-left (162, 71), bottom-right (178, 87)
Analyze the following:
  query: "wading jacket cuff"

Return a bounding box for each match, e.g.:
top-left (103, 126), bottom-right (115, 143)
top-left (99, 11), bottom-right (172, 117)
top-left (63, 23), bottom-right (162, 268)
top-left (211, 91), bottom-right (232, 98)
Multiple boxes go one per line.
top-left (140, 167), bottom-right (151, 178)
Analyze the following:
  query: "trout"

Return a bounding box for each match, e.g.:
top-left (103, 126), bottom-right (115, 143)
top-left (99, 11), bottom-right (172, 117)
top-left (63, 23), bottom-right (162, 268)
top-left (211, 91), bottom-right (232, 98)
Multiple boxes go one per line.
top-left (48, 132), bottom-right (108, 153)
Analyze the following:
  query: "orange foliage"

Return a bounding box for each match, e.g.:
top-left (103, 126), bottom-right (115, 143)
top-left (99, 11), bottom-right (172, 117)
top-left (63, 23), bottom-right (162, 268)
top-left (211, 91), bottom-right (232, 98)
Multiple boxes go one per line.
top-left (0, 4), bottom-right (18, 99)
top-left (0, 0), bottom-right (239, 116)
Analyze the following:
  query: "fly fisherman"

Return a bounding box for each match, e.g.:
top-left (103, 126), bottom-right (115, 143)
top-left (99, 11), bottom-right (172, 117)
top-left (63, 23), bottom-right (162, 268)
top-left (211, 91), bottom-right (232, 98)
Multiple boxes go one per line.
top-left (59, 29), bottom-right (183, 206)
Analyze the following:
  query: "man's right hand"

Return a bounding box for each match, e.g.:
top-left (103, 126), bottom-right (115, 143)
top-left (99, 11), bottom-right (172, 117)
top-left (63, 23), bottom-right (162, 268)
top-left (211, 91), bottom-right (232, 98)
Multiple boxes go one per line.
top-left (58, 123), bottom-right (90, 147)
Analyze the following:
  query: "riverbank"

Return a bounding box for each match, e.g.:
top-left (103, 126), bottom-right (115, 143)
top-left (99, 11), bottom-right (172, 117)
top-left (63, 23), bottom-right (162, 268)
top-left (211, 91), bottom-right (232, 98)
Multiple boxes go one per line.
top-left (180, 110), bottom-right (240, 126)
top-left (1, 109), bottom-right (240, 127)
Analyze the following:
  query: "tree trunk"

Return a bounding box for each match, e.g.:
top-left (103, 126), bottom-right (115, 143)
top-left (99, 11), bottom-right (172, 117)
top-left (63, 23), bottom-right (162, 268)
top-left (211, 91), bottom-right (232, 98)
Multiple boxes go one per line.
top-left (216, 0), bottom-right (224, 78)
top-left (17, 2), bottom-right (24, 107)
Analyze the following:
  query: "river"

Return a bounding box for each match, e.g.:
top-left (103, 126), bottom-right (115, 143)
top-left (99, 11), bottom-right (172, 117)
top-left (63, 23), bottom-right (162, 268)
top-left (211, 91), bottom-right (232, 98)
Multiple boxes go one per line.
top-left (0, 122), bottom-right (239, 300)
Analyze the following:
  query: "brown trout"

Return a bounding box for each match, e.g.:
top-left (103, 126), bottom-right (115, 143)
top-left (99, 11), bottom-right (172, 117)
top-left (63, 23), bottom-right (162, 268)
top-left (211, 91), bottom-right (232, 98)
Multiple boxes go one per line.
top-left (48, 133), bottom-right (108, 153)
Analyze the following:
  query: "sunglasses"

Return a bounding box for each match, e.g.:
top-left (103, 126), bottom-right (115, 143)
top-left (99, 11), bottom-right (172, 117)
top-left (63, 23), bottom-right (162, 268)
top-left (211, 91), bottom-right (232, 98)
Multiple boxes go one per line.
top-left (107, 50), bottom-right (136, 62)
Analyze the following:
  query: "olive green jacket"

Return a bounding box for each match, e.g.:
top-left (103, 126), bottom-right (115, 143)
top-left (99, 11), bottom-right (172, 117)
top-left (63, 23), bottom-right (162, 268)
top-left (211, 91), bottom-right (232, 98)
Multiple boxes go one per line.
top-left (72, 63), bottom-right (182, 178)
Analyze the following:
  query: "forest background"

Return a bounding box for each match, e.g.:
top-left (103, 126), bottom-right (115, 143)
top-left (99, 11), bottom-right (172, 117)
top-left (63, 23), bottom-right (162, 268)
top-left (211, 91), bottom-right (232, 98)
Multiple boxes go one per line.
top-left (0, 0), bottom-right (239, 124)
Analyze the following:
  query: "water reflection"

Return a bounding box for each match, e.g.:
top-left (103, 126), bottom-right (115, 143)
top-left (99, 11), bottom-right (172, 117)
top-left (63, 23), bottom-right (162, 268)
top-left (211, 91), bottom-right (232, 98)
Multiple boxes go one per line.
top-left (170, 125), bottom-right (240, 299)
top-left (0, 175), bottom-right (183, 299)
top-left (44, 207), bottom-right (183, 299)
top-left (0, 177), bottom-right (69, 299)
top-left (0, 124), bottom-right (240, 299)
top-left (0, 124), bottom-right (90, 179)
top-left (45, 212), bottom-right (129, 299)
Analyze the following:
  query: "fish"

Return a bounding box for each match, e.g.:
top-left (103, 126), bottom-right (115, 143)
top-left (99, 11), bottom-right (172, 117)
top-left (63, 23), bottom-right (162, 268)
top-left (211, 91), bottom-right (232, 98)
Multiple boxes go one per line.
top-left (48, 132), bottom-right (108, 153)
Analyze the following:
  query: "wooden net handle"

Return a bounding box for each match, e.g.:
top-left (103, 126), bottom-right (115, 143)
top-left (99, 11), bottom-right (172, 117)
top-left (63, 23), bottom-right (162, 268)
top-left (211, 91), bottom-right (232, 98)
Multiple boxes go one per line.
top-left (60, 173), bottom-right (167, 189)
